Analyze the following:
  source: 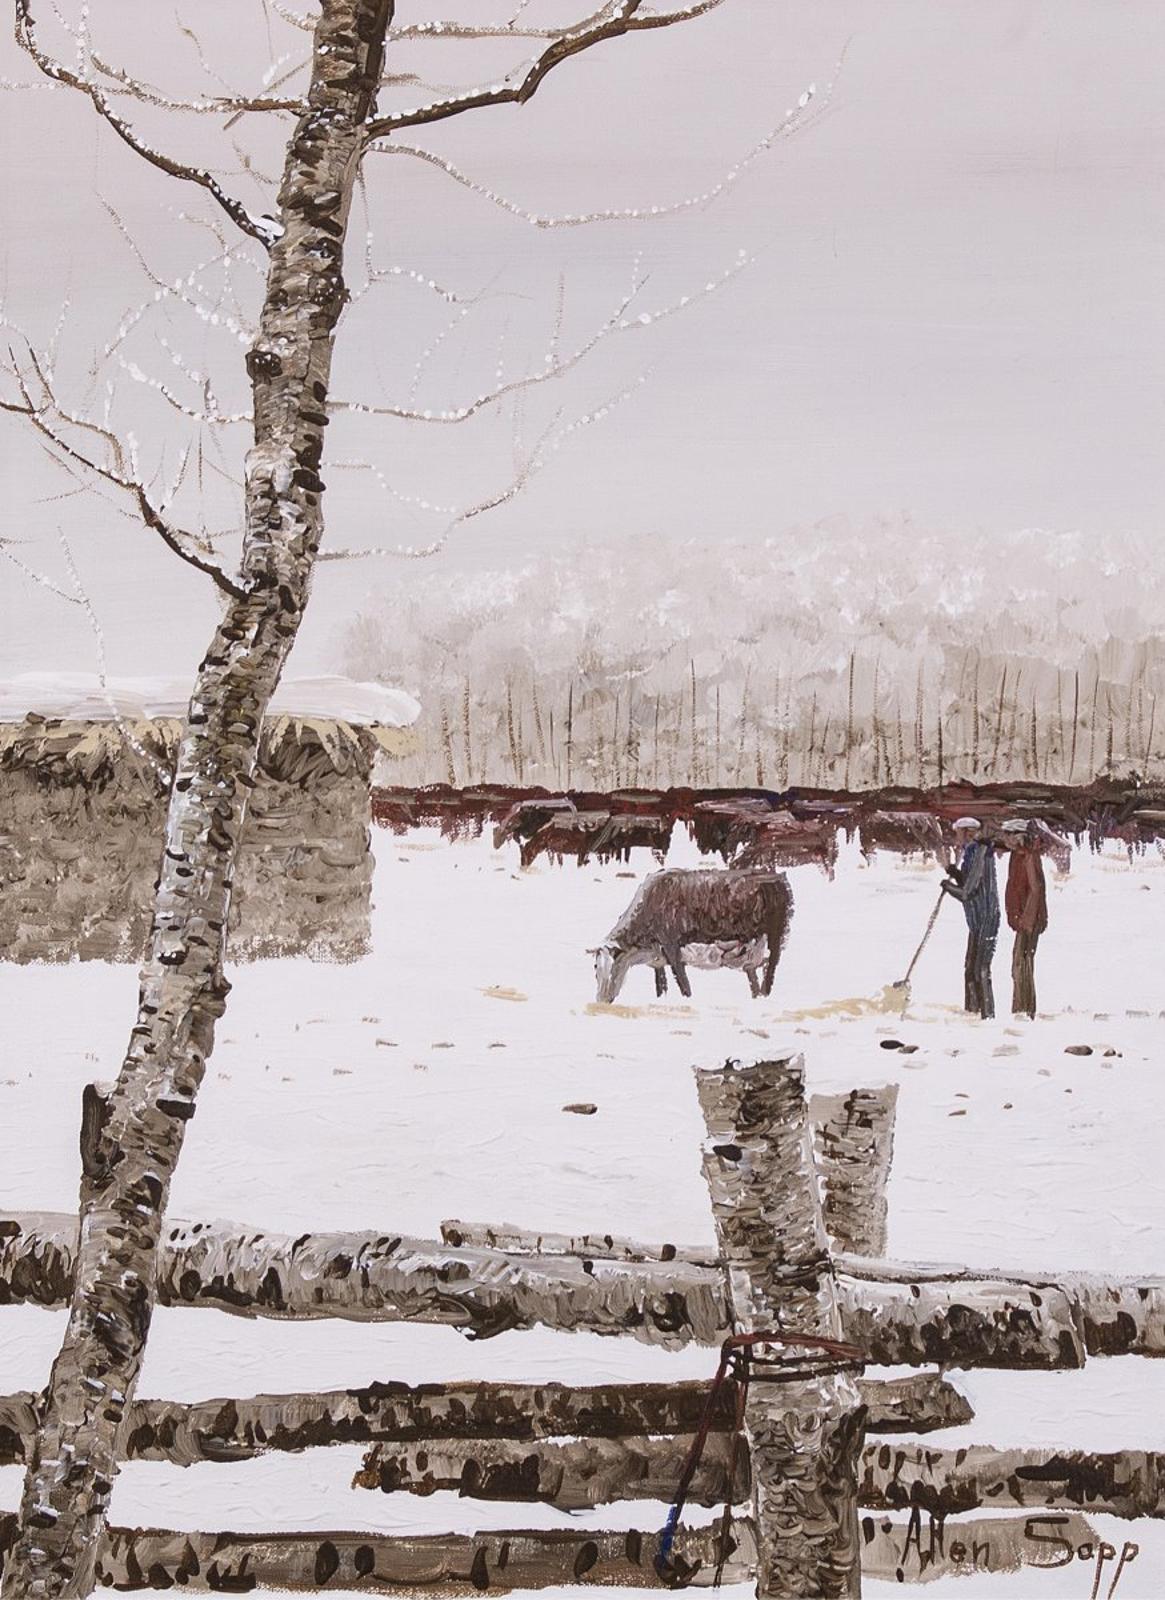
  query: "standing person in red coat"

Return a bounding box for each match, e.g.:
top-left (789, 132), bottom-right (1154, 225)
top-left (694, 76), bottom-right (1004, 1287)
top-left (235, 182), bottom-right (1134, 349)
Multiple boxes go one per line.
top-left (1001, 819), bottom-right (1048, 1017)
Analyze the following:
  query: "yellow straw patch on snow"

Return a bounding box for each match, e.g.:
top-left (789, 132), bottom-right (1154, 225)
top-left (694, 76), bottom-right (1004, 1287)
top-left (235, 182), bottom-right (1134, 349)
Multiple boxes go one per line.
top-left (584, 1000), bottom-right (698, 1020)
top-left (781, 985), bottom-right (910, 1021)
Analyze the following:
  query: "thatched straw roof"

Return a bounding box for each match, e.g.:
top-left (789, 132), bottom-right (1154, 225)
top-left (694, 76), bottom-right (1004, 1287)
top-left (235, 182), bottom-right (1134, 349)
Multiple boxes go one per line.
top-left (0, 672), bottom-right (419, 727)
top-left (0, 675), bottom-right (420, 788)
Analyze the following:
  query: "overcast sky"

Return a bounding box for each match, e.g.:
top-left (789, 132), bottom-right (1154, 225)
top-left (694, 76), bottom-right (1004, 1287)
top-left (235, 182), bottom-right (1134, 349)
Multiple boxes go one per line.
top-left (1, 0), bottom-right (1162, 684)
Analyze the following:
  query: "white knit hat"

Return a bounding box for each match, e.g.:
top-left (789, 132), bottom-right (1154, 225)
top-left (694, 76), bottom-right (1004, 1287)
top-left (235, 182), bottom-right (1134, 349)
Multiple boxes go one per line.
top-left (953, 817), bottom-right (980, 830)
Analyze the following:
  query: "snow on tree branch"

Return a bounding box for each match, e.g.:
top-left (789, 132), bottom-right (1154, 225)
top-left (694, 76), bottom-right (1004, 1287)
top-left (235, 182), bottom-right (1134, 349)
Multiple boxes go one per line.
top-left (0, 537), bottom-right (83, 607)
top-left (385, 3), bottom-right (636, 44)
top-left (370, 69), bottom-right (837, 228)
top-left (383, 0), bottom-right (729, 45)
top-left (55, 526), bottom-right (174, 784)
top-left (332, 246), bottom-right (749, 425)
top-left (0, 337), bottom-right (244, 598)
top-left (364, 0), bottom-right (729, 138)
top-left (81, 50), bottom-right (304, 116)
top-left (319, 375), bottom-right (646, 562)
top-left (13, 0), bottom-right (281, 246)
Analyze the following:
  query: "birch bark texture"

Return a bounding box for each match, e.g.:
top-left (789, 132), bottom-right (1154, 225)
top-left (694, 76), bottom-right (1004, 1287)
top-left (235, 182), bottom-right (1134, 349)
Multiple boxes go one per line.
top-left (813, 1086), bottom-right (898, 1258)
top-left (1, 4), bottom-right (396, 1595)
top-left (0, 1512), bottom-right (1107, 1592)
top-left (8, 1210), bottom-right (1156, 1365)
top-left (0, 1373), bottom-right (970, 1469)
top-left (356, 1431), bottom-right (1163, 1521)
top-left (696, 1055), bottom-right (865, 1600)
top-left (0, 1520), bottom-right (758, 1594)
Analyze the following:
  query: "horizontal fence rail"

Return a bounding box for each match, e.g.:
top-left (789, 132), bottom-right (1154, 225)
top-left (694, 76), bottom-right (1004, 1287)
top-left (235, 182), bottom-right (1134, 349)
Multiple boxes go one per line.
top-left (0, 1513), bottom-right (1111, 1593)
top-left (354, 1434), bottom-right (1164, 1522)
top-left (5, 1213), bottom-right (1162, 1366)
top-left (0, 1374), bottom-right (973, 1469)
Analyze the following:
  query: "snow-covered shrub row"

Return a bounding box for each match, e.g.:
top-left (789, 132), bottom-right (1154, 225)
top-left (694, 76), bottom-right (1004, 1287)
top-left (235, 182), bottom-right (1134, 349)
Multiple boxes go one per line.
top-left (343, 521), bottom-right (1165, 790)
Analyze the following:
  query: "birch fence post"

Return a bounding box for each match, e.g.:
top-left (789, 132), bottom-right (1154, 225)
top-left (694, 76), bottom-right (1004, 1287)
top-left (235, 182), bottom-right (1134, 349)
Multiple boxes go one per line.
top-left (811, 1086), bottom-right (898, 1259)
top-left (696, 1055), bottom-right (866, 1599)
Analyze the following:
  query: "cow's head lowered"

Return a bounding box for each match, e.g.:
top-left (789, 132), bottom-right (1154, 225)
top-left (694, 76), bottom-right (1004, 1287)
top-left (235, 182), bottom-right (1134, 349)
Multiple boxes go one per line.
top-left (590, 942), bottom-right (634, 1005)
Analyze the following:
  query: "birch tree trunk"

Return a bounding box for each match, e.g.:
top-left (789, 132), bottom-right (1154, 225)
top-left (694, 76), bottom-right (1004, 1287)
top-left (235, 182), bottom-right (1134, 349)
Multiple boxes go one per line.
top-left (697, 1055), bottom-right (865, 1599)
top-left (2, 5), bottom-right (395, 1594)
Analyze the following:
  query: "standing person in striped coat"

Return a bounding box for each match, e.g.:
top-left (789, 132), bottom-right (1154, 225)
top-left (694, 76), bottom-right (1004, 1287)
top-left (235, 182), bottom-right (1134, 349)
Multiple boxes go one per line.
top-left (942, 818), bottom-right (1000, 1019)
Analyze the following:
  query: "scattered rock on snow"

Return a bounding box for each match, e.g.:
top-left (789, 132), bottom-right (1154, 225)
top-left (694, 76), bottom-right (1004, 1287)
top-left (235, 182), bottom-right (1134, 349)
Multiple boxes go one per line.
top-left (563, 1102), bottom-right (598, 1115)
top-left (1064, 1044), bottom-right (1093, 1056)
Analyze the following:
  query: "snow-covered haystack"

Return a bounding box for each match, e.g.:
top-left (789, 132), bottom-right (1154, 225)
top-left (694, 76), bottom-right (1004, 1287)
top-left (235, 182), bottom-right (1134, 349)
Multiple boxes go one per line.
top-left (0, 676), bottom-right (420, 965)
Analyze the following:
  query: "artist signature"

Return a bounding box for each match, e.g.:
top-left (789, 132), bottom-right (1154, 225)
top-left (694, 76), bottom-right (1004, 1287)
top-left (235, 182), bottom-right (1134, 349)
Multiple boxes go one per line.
top-left (881, 1511), bottom-right (1139, 1597)
top-left (1025, 1518), bottom-right (1139, 1599)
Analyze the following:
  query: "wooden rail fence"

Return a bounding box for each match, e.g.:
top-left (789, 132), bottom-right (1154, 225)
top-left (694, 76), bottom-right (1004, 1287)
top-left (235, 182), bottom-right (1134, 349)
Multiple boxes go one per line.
top-left (1, 1057), bottom-right (1159, 1596)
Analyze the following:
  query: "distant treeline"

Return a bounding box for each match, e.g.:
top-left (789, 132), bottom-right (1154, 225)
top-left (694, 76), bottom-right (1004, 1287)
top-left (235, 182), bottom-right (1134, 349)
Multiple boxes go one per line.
top-left (345, 525), bottom-right (1165, 789)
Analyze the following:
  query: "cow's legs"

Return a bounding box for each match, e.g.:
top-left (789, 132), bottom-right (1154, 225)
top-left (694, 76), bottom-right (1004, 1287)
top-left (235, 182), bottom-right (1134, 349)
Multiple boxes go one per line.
top-left (746, 967), bottom-right (761, 999)
top-left (762, 893), bottom-right (792, 997)
top-left (761, 941), bottom-right (781, 996)
top-left (662, 944), bottom-right (692, 998)
top-left (654, 965), bottom-right (668, 998)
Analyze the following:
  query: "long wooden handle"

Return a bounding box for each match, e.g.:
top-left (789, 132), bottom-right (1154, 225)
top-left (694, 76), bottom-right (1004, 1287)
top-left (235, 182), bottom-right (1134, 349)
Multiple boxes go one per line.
top-left (901, 890), bottom-right (946, 985)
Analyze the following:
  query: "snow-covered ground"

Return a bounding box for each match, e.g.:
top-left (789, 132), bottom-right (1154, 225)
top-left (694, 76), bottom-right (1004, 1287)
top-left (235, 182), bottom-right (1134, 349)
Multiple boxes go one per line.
top-left (1, 826), bottom-right (1162, 1597)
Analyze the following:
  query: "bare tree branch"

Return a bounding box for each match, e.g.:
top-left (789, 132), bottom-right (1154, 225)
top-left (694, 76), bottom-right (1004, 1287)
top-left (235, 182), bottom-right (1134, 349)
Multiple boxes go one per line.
top-left (14, 0), bottom-right (280, 245)
top-left (370, 81), bottom-right (832, 229)
top-left (0, 538), bottom-right (83, 606)
top-left (319, 377), bottom-right (645, 562)
top-left (365, 0), bottom-right (729, 139)
top-left (383, 0), bottom-right (727, 45)
top-left (1, 347), bottom-right (244, 598)
top-left (385, 4), bottom-right (626, 44)
top-left (265, 0), bottom-right (315, 31)
top-left (98, 199), bottom-right (261, 364)
top-left (332, 249), bottom-right (747, 425)
top-left (84, 51), bottom-right (304, 115)
top-left (56, 527), bottom-right (174, 785)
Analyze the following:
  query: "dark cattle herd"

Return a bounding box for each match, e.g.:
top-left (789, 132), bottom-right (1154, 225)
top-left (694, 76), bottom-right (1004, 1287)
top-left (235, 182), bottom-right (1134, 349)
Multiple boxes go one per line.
top-left (374, 778), bottom-right (1165, 867)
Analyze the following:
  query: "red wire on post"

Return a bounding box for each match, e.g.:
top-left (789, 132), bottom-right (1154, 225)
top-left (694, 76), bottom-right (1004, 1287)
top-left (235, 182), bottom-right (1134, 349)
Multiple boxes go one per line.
top-left (654, 1330), bottom-right (865, 1589)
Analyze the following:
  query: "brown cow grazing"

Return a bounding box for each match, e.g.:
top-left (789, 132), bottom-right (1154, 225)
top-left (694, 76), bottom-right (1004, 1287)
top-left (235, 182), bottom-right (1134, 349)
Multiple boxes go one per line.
top-left (592, 869), bottom-right (793, 1003)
